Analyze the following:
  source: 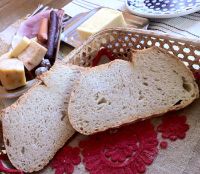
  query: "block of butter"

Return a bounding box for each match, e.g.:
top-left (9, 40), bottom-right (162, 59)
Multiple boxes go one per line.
top-left (10, 36), bottom-right (30, 58)
top-left (77, 8), bottom-right (126, 40)
top-left (0, 59), bottom-right (26, 90)
top-left (18, 41), bottom-right (47, 71)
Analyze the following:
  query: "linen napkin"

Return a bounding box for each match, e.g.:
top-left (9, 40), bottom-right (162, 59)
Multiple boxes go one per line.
top-left (149, 14), bottom-right (200, 39)
top-left (62, 0), bottom-right (126, 17)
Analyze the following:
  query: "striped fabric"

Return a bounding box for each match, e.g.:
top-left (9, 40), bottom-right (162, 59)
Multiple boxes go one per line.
top-left (62, 0), bottom-right (200, 38)
top-left (149, 13), bottom-right (200, 39)
top-left (62, 0), bottom-right (126, 17)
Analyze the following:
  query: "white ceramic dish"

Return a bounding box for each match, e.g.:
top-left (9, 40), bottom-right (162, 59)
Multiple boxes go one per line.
top-left (126, 0), bottom-right (200, 19)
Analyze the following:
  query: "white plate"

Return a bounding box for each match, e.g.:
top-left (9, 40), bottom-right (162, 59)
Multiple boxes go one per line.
top-left (126, 0), bottom-right (200, 18)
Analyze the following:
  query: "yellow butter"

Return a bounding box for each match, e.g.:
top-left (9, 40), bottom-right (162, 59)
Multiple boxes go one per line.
top-left (0, 59), bottom-right (26, 90)
top-left (10, 36), bottom-right (31, 58)
top-left (77, 8), bottom-right (126, 40)
top-left (18, 41), bottom-right (47, 71)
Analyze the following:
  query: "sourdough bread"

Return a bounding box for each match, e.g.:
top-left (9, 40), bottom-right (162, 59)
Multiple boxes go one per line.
top-left (1, 61), bottom-right (83, 172)
top-left (68, 47), bottom-right (199, 135)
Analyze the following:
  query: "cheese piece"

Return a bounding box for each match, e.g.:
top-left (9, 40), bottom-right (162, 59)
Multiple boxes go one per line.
top-left (18, 41), bottom-right (47, 71)
top-left (10, 36), bottom-right (31, 58)
top-left (0, 59), bottom-right (26, 90)
top-left (77, 8), bottom-right (126, 40)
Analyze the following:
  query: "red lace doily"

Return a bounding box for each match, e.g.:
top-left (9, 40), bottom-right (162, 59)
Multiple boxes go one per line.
top-left (194, 72), bottom-right (200, 81)
top-left (80, 120), bottom-right (158, 174)
top-left (0, 154), bottom-right (23, 174)
top-left (0, 113), bottom-right (190, 174)
top-left (50, 146), bottom-right (81, 174)
top-left (157, 114), bottom-right (189, 141)
top-left (92, 47), bottom-right (117, 66)
top-left (159, 141), bottom-right (168, 149)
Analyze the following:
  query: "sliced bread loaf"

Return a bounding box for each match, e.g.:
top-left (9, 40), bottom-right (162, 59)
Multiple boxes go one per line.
top-left (1, 61), bottom-right (83, 172)
top-left (68, 47), bottom-right (199, 135)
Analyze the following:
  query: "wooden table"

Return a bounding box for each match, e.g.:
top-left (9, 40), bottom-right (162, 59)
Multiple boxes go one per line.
top-left (0, 0), bottom-right (72, 32)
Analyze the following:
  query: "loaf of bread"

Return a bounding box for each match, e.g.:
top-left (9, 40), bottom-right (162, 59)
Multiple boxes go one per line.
top-left (1, 61), bottom-right (83, 172)
top-left (68, 47), bottom-right (199, 135)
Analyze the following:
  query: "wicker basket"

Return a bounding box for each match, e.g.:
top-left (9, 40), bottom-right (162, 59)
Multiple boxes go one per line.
top-left (65, 28), bottom-right (200, 74)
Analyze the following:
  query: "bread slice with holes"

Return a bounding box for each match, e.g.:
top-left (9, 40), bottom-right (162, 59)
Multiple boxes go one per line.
top-left (68, 47), bottom-right (199, 135)
top-left (1, 61), bottom-right (83, 172)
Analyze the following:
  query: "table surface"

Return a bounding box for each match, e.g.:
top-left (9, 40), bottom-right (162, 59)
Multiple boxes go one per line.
top-left (0, 2), bottom-right (200, 173)
top-left (0, 0), bottom-right (71, 32)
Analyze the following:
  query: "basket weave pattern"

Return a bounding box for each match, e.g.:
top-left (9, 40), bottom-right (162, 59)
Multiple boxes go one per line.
top-left (65, 28), bottom-right (200, 73)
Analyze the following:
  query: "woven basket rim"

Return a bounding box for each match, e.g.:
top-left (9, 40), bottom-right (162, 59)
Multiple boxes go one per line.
top-left (95, 27), bottom-right (200, 45)
top-left (65, 27), bottom-right (200, 62)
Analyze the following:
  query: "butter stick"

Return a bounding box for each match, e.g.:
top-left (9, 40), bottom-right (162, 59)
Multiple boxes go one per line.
top-left (77, 8), bottom-right (126, 40)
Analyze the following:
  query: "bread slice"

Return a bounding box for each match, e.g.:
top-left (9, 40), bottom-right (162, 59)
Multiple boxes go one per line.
top-left (68, 47), bottom-right (199, 135)
top-left (1, 61), bottom-right (83, 172)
